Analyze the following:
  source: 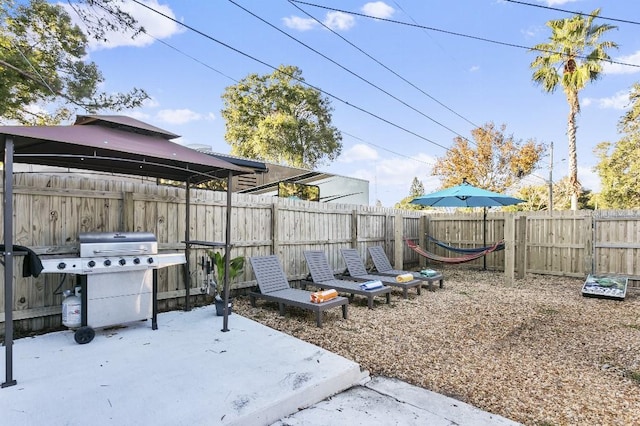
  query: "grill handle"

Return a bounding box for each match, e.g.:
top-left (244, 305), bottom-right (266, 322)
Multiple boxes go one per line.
top-left (91, 248), bottom-right (150, 255)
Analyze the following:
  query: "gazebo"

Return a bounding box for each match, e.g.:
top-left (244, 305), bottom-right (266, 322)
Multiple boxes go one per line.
top-left (1, 115), bottom-right (265, 388)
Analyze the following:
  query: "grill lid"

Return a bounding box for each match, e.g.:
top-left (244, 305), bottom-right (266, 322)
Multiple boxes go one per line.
top-left (79, 232), bottom-right (158, 257)
top-left (79, 232), bottom-right (157, 244)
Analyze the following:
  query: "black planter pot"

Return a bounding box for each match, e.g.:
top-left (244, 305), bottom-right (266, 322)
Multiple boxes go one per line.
top-left (215, 298), bottom-right (233, 316)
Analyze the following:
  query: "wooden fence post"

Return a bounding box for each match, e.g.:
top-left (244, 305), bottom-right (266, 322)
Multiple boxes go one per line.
top-left (351, 210), bottom-right (358, 248)
top-left (384, 214), bottom-right (391, 252)
top-left (516, 214), bottom-right (527, 279)
top-left (271, 202), bottom-right (279, 255)
top-left (504, 213), bottom-right (515, 283)
top-left (583, 213), bottom-right (593, 276)
top-left (419, 214), bottom-right (428, 268)
top-left (394, 212), bottom-right (403, 269)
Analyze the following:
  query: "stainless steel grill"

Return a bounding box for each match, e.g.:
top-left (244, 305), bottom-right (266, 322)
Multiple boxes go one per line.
top-left (40, 232), bottom-right (186, 343)
top-left (41, 232), bottom-right (184, 274)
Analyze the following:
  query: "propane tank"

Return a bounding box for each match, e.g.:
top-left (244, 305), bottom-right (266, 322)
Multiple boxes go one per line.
top-left (62, 287), bottom-right (82, 329)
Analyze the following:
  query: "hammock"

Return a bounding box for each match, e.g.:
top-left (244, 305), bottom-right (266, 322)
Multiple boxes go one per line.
top-left (405, 239), bottom-right (503, 264)
top-left (426, 235), bottom-right (505, 254)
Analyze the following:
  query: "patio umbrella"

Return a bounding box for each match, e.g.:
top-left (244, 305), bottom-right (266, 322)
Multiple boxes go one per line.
top-left (410, 179), bottom-right (524, 269)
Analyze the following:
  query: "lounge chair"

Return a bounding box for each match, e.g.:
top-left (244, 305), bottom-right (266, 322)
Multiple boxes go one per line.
top-left (368, 246), bottom-right (444, 292)
top-left (339, 249), bottom-right (421, 298)
top-left (248, 256), bottom-right (348, 327)
top-left (302, 250), bottom-right (391, 309)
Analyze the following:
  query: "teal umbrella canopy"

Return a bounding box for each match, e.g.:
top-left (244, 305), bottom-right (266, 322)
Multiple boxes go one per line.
top-left (410, 179), bottom-right (524, 270)
top-left (410, 180), bottom-right (524, 208)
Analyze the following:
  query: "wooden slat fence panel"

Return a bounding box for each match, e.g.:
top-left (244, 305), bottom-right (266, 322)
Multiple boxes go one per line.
top-left (593, 210), bottom-right (640, 287)
top-left (526, 212), bottom-right (590, 277)
top-left (3, 173), bottom-right (640, 333)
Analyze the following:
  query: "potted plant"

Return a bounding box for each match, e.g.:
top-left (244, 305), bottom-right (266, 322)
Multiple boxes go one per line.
top-left (207, 250), bottom-right (244, 316)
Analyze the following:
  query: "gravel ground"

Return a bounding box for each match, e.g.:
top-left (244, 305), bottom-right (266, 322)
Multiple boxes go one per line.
top-left (234, 269), bottom-right (640, 426)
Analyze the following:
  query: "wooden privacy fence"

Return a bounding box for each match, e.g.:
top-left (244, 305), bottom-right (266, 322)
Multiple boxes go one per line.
top-left (1, 173), bottom-right (639, 333)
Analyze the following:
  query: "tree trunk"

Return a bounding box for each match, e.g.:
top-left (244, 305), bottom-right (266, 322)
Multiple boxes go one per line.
top-left (566, 89), bottom-right (580, 210)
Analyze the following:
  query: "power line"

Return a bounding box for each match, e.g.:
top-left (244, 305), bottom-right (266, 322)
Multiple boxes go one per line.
top-left (391, 1), bottom-right (453, 60)
top-left (341, 130), bottom-right (435, 166)
top-left (286, 0), bottom-right (480, 130)
top-left (504, 0), bottom-right (640, 26)
top-left (129, 0), bottom-right (452, 151)
top-left (133, 21), bottom-right (434, 168)
top-left (0, 54), bottom-right (88, 111)
top-left (229, 0), bottom-right (471, 144)
top-left (78, 2), bottom-right (435, 169)
top-left (290, 0), bottom-right (640, 70)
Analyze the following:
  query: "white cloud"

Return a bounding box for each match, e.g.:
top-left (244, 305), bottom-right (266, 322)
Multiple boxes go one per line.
top-left (62, 0), bottom-right (183, 51)
top-left (282, 16), bottom-right (318, 31)
top-left (584, 90), bottom-right (630, 110)
top-left (128, 110), bottom-right (151, 121)
top-left (469, 65), bottom-right (480, 72)
top-left (361, 2), bottom-right (395, 19)
top-left (142, 97), bottom-right (160, 108)
top-left (603, 50), bottom-right (640, 75)
top-left (283, 10), bottom-right (355, 32)
top-left (521, 25), bottom-right (543, 39)
top-left (324, 11), bottom-right (355, 31)
top-left (156, 109), bottom-right (203, 125)
top-left (331, 147), bottom-right (440, 206)
top-left (339, 144), bottom-right (379, 163)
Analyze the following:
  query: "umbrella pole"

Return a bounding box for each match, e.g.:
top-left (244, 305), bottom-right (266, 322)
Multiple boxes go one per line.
top-left (483, 207), bottom-right (487, 271)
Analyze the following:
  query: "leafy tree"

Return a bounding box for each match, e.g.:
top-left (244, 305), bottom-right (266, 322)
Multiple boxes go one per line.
top-left (65, 0), bottom-right (143, 44)
top-left (221, 65), bottom-right (342, 169)
top-left (431, 122), bottom-right (544, 193)
top-left (409, 177), bottom-right (424, 197)
top-left (394, 177), bottom-right (428, 210)
top-left (530, 9), bottom-right (617, 210)
top-left (593, 83), bottom-right (640, 209)
top-left (548, 177), bottom-right (594, 210)
top-left (277, 181), bottom-right (320, 201)
top-left (509, 184), bottom-right (549, 212)
top-left (508, 178), bottom-right (594, 212)
top-left (0, 0), bottom-right (148, 124)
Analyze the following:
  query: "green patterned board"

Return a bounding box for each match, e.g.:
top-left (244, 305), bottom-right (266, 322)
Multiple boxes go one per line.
top-left (582, 274), bottom-right (628, 300)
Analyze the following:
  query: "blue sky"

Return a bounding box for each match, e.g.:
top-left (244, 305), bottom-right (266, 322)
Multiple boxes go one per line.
top-left (65, 0), bottom-right (640, 207)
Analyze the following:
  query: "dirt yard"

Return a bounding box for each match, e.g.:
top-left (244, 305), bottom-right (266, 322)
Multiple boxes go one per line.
top-left (234, 268), bottom-right (640, 426)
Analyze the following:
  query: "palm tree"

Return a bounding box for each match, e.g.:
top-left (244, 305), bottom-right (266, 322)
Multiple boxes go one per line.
top-left (530, 9), bottom-right (617, 210)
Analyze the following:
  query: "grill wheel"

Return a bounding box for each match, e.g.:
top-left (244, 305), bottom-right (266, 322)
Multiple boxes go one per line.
top-left (74, 326), bottom-right (95, 344)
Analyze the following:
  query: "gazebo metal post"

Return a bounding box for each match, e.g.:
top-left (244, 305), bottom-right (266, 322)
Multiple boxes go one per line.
top-left (184, 177), bottom-right (191, 312)
top-left (2, 136), bottom-right (17, 388)
top-left (222, 170), bottom-right (232, 332)
top-left (483, 207), bottom-right (487, 271)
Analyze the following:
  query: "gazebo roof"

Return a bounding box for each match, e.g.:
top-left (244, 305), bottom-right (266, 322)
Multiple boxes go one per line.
top-left (0, 115), bottom-right (254, 184)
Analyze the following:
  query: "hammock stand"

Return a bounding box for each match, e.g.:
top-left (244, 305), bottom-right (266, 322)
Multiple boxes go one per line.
top-left (405, 239), bottom-right (503, 265)
top-left (426, 235), bottom-right (505, 254)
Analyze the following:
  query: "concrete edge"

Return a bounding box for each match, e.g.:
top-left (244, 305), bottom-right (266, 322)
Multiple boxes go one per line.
top-left (365, 376), bottom-right (521, 426)
top-left (228, 365), bottom-right (370, 426)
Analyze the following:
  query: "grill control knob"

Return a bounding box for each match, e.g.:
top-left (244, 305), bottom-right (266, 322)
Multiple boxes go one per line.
top-left (57, 262), bottom-right (66, 270)
top-left (133, 258), bottom-right (141, 265)
top-left (147, 257), bottom-right (154, 264)
top-left (104, 259), bottom-right (112, 267)
top-left (88, 260), bottom-right (96, 268)
top-left (119, 258), bottom-right (126, 266)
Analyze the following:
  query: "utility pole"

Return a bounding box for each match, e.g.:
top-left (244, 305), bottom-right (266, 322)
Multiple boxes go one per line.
top-left (549, 142), bottom-right (553, 215)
